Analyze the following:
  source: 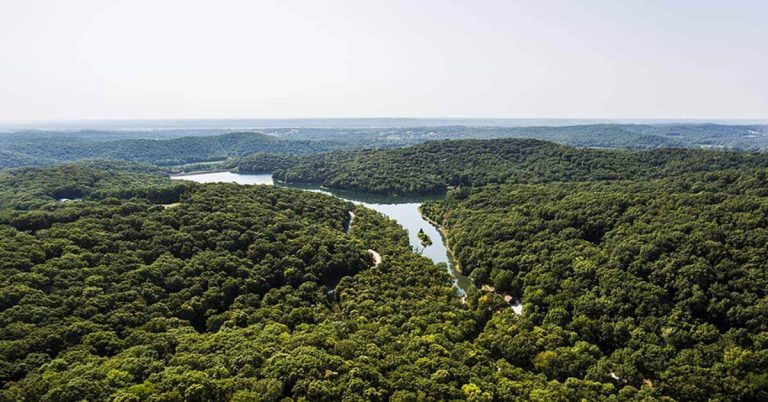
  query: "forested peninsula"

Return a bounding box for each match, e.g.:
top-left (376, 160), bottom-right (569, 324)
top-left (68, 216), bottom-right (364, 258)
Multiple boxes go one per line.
top-left (240, 138), bottom-right (768, 195)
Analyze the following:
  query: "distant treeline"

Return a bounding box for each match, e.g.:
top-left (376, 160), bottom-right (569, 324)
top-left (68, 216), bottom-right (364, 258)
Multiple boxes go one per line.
top-left (265, 123), bottom-right (768, 150)
top-left (3, 123), bottom-right (768, 170)
top-left (0, 132), bottom-right (347, 169)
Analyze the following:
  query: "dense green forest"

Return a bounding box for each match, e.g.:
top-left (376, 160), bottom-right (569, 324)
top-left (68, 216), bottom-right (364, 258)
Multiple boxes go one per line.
top-left (0, 162), bottom-right (680, 401)
top-left (0, 166), bottom-right (625, 401)
top-left (0, 161), bottom-right (189, 211)
top-left (422, 170), bottom-right (768, 400)
top-left (3, 136), bottom-right (768, 400)
top-left (242, 139), bottom-right (768, 399)
top-left (0, 132), bottom-right (347, 169)
top-left (245, 138), bottom-right (768, 195)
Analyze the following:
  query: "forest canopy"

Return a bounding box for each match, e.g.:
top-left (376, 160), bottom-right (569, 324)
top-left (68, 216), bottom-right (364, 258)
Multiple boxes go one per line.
top-left (422, 169), bottom-right (768, 400)
top-left (243, 138), bottom-right (768, 195)
top-left (2, 137), bottom-right (768, 400)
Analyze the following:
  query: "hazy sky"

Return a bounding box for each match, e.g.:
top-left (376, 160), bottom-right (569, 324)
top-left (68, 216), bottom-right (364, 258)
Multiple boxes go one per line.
top-left (1, 0), bottom-right (766, 121)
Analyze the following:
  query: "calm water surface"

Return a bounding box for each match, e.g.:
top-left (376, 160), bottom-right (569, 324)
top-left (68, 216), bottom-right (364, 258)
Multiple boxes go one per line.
top-left (171, 171), bottom-right (274, 185)
top-left (172, 171), bottom-right (472, 296)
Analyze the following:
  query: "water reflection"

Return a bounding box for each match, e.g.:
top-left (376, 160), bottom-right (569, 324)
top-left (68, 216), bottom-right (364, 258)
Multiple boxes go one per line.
top-left (171, 171), bottom-right (274, 185)
top-left (172, 171), bottom-right (472, 296)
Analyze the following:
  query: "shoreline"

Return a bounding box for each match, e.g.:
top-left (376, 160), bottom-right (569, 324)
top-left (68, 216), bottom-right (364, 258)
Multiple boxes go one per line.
top-left (418, 205), bottom-right (466, 276)
top-left (419, 205), bottom-right (523, 314)
top-left (170, 168), bottom-right (236, 177)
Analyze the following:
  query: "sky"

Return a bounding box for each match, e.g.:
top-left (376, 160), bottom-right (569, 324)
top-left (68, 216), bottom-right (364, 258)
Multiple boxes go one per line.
top-left (1, 0), bottom-right (766, 121)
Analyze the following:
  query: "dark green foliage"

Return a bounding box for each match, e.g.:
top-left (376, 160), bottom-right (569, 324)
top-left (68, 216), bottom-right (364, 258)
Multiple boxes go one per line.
top-left (0, 183), bottom-right (372, 398)
top-left (0, 132), bottom-right (347, 169)
top-left (417, 228), bottom-right (432, 248)
top-left (0, 161), bottom-right (190, 211)
top-left (238, 153), bottom-right (301, 174)
top-left (422, 169), bottom-right (768, 401)
top-left (4, 138), bottom-right (768, 400)
top-left (0, 167), bottom-right (630, 401)
top-left (262, 138), bottom-right (768, 195)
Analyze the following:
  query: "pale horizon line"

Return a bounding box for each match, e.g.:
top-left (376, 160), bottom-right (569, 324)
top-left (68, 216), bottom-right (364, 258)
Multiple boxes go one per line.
top-left (2, 116), bottom-right (767, 126)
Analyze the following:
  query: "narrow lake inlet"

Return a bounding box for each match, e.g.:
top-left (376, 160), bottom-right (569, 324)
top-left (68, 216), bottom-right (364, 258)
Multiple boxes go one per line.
top-left (171, 171), bottom-right (473, 297)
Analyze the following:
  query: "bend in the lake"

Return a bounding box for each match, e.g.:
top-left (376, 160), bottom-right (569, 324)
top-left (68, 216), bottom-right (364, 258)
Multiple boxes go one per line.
top-left (171, 171), bottom-right (471, 296)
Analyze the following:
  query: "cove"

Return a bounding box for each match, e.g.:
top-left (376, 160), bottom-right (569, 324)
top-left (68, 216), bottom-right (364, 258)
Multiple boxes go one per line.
top-left (171, 171), bottom-right (473, 297)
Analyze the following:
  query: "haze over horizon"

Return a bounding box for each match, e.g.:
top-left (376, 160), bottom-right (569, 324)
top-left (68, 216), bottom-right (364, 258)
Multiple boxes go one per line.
top-left (3, 117), bottom-right (768, 132)
top-left (2, 0), bottom-right (767, 122)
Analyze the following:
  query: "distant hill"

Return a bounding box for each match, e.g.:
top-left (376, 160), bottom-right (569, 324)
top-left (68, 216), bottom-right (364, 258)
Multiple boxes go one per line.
top-left (2, 123), bottom-right (768, 170)
top-left (248, 138), bottom-right (768, 195)
top-left (266, 123), bottom-right (768, 150)
top-left (618, 123), bottom-right (768, 149)
top-left (0, 132), bottom-right (348, 169)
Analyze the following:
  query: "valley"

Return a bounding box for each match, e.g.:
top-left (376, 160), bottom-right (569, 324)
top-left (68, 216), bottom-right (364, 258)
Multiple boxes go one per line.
top-left (0, 134), bottom-right (766, 401)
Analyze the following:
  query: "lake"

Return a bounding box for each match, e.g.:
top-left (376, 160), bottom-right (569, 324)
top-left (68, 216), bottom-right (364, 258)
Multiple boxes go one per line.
top-left (171, 171), bottom-right (472, 296)
top-left (171, 171), bottom-right (274, 185)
